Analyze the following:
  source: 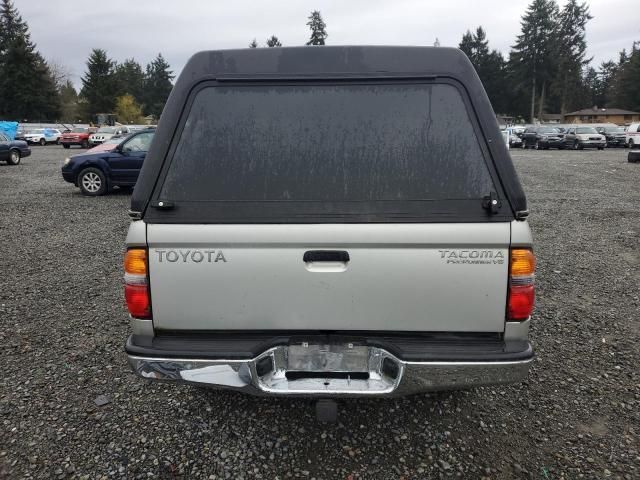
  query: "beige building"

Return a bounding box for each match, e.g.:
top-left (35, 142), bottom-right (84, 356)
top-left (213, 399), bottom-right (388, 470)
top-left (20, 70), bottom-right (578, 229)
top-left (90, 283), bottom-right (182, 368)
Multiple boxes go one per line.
top-left (563, 108), bottom-right (640, 125)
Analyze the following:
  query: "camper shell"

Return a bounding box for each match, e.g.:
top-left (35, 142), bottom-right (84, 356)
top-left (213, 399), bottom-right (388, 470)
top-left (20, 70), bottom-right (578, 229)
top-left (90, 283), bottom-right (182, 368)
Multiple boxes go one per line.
top-left (131, 46), bottom-right (527, 222)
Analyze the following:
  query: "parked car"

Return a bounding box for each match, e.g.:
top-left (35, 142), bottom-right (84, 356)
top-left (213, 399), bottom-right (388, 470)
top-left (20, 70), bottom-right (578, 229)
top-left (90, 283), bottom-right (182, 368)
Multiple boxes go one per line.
top-left (625, 122), bottom-right (640, 148)
top-left (24, 128), bottom-right (62, 145)
top-left (563, 126), bottom-right (606, 150)
top-left (88, 126), bottom-right (129, 146)
top-left (522, 126), bottom-right (564, 149)
top-left (15, 127), bottom-right (28, 141)
top-left (60, 127), bottom-right (96, 149)
top-left (124, 47), bottom-right (535, 416)
top-left (596, 126), bottom-right (627, 148)
top-left (505, 127), bottom-right (523, 148)
top-left (0, 132), bottom-right (31, 165)
top-left (61, 129), bottom-right (155, 196)
top-left (511, 126), bottom-right (526, 137)
top-left (124, 125), bottom-right (155, 133)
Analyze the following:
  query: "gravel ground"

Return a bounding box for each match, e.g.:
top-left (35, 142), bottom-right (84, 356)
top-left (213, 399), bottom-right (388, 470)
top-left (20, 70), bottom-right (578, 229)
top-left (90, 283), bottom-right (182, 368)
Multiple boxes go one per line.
top-left (1, 145), bottom-right (639, 479)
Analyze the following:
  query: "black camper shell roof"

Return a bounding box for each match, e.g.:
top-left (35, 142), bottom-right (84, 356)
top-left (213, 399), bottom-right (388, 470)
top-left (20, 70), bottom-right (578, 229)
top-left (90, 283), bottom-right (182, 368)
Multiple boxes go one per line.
top-left (131, 46), bottom-right (527, 221)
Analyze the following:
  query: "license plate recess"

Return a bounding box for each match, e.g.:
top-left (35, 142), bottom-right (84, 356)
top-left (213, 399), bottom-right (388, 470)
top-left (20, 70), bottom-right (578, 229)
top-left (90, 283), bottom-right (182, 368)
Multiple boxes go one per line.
top-left (287, 342), bottom-right (368, 372)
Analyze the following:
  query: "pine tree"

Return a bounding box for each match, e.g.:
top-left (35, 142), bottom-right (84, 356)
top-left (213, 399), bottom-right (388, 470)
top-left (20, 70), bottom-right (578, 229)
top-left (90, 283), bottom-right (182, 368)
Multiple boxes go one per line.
top-left (509, 0), bottom-right (559, 121)
top-left (143, 53), bottom-right (174, 119)
top-left (249, 39), bottom-right (258, 48)
top-left (266, 35), bottom-right (282, 47)
top-left (0, 0), bottom-right (60, 121)
top-left (618, 49), bottom-right (628, 65)
top-left (459, 27), bottom-right (490, 63)
top-left (472, 27), bottom-right (490, 60)
top-left (594, 60), bottom-right (617, 107)
top-left (80, 48), bottom-right (118, 118)
top-left (551, 0), bottom-right (592, 114)
top-left (60, 80), bottom-right (80, 123)
top-left (583, 67), bottom-right (599, 106)
top-left (32, 56), bottom-right (61, 120)
top-left (115, 58), bottom-right (145, 103)
top-left (458, 27), bottom-right (508, 114)
top-left (306, 11), bottom-right (327, 45)
top-left (483, 50), bottom-right (509, 114)
top-left (459, 30), bottom-right (475, 60)
top-left (0, 0), bottom-right (27, 54)
top-left (610, 42), bottom-right (640, 111)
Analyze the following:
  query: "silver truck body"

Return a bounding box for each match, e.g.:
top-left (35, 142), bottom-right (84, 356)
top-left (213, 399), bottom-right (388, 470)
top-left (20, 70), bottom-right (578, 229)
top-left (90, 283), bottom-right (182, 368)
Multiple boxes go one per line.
top-left (126, 219), bottom-right (533, 396)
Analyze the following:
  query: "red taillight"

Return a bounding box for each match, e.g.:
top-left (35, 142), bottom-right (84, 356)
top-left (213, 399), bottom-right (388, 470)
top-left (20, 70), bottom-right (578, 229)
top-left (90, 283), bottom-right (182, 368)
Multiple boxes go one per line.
top-left (508, 248), bottom-right (535, 321)
top-left (508, 284), bottom-right (535, 320)
top-left (125, 284), bottom-right (151, 318)
top-left (124, 248), bottom-right (151, 319)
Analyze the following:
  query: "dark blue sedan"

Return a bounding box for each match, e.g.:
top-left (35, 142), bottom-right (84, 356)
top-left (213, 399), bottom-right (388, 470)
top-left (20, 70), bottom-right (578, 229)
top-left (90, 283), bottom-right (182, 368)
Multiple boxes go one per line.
top-left (0, 132), bottom-right (31, 165)
top-left (61, 129), bottom-right (154, 196)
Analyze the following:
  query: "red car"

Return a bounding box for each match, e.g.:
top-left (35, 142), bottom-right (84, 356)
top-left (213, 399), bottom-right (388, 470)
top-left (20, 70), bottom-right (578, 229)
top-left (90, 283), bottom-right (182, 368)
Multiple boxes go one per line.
top-left (60, 127), bottom-right (96, 149)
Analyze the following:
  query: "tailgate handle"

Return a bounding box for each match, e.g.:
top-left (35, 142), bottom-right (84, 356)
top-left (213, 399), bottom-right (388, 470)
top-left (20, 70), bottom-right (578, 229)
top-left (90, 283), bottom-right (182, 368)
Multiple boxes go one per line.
top-left (303, 250), bottom-right (350, 263)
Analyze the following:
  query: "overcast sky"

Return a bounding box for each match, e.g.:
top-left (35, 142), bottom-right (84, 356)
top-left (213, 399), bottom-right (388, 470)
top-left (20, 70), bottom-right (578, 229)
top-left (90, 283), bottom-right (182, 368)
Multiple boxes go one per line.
top-left (17, 0), bottom-right (640, 89)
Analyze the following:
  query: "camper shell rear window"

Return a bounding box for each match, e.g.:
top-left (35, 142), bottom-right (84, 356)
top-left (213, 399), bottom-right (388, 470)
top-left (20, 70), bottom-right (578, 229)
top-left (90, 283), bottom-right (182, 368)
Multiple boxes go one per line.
top-left (147, 79), bottom-right (511, 223)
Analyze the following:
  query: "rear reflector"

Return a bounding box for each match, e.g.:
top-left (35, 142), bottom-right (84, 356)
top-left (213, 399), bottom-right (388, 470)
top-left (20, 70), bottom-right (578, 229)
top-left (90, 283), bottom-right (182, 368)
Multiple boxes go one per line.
top-left (124, 248), bottom-right (151, 319)
top-left (508, 248), bottom-right (535, 321)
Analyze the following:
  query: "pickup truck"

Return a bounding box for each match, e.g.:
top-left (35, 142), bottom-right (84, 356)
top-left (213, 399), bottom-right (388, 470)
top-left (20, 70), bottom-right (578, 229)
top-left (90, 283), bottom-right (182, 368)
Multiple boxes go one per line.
top-left (89, 126), bottom-right (129, 146)
top-left (60, 127), bottom-right (96, 149)
top-left (124, 47), bottom-right (535, 412)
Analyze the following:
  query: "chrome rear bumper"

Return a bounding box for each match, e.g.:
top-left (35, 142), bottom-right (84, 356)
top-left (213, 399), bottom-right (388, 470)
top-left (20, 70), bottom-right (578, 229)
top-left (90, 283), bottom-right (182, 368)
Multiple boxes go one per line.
top-left (127, 343), bottom-right (533, 397)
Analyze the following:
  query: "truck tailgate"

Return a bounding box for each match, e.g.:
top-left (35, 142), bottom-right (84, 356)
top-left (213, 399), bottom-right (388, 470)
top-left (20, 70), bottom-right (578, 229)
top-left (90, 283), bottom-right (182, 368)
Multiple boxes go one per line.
top-left (147, 223), bottom-right (510, 332)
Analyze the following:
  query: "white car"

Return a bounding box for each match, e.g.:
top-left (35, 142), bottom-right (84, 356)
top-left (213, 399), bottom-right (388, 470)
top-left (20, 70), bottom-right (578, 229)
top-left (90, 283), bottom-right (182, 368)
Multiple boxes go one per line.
top-left (24, 128), bottom-right (62, 146)
top-left (625, 122), bottom-right (640, 148)
top-left (89, 126), bottom-right (129, 145)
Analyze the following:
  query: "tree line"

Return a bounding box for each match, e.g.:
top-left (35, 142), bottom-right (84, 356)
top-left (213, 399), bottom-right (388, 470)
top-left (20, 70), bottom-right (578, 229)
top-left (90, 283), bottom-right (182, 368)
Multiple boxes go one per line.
top-left (250, 11), bottom-right (327, 49)
top-left (77, 49), bottom-right (174, 123)
top-left (261, 5), bottom-right (639, 121)
top-left (460, 0), bottom-right (640, 121)
top-left (0, 0), bottom-right (59, 122)
top-left (1, 0), bottom-right (638, 124)
top-left (0, 0), bottom-right (173, 124)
